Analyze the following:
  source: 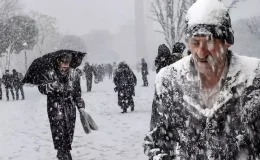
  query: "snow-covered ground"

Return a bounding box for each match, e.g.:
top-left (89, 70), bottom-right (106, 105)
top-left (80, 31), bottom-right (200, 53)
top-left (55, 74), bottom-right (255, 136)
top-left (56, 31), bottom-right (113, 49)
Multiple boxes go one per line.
top-left (0, 71), bottom-right (155, 160)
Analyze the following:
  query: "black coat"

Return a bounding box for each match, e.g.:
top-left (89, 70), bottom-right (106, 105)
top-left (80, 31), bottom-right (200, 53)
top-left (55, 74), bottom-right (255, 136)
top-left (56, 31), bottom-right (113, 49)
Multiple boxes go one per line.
top-left (155, 53), bottom-right (173, 73)
top-left (38, 68), bottom-right (85, 151)
top-left (2, 74), bottom-right (14, 87)
top-left (83, 65), bottom-right (95, 79)
top-left (144, 52), bottom-right (260, 159)
top-left (114, 68), bottom-right (136, 94)
top-left (141, 62), bottom-right (148, 76)
top-left (13, 72), bottom-right (23, 87)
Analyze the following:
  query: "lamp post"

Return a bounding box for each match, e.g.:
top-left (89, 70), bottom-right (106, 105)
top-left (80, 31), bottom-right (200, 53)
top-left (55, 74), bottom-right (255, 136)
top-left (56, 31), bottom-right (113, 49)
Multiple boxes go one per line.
top-left (23, 42), bottom-right (28, 71)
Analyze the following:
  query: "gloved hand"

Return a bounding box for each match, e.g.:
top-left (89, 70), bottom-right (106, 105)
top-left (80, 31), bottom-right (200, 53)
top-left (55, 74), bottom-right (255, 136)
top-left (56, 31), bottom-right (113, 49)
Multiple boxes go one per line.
top-left (79, 108), bottom-right (85, 114)
top-left (48, 81), bottom-right (64, 92)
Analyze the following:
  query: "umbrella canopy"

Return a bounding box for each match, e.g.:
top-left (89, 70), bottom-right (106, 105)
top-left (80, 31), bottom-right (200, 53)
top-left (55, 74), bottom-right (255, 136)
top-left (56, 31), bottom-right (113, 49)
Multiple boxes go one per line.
top-left (22, 49), bottom-right (87, 85)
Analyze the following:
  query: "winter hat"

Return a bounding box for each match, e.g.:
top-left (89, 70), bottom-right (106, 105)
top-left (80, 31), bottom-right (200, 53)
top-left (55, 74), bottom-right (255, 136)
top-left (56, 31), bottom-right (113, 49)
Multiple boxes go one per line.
top-left (172, 42), bottom-right (186, 54)
top-left (57, 52), bottom-right (72, 63)
top-left (158, 44), bottom-right (171, 56)
top-left (185, 0), bottom-right (234, 45)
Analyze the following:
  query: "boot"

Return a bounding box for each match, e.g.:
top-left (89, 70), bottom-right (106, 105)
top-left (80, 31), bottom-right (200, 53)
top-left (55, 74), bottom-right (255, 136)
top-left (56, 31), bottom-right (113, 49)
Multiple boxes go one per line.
top-left (121, 108), bottom-right (127, 113)
top-left (57, 150), bottom-right (72, 160)
top-left (131, 106), bottom-right (134, 112)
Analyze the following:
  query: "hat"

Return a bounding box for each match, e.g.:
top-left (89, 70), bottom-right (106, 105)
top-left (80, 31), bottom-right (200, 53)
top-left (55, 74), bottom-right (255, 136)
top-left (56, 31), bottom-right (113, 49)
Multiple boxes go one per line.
top-left (158, 44), bottom-right (171, 55)
top-left (172, 42), bottom-right (186, 54)
top-left (57, 52), bottom-right (72, 63)
top-left (185, 0), bottom-right (234, 45)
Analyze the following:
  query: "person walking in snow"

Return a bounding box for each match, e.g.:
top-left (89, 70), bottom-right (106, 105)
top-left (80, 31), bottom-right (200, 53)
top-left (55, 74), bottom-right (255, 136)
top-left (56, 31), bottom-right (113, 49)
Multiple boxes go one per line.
top-left (141, 58), bottom-right (149, 86)
top-left (12, 69), bottom-right (25, 100)
top-left (2, 70), bottom-right (15, 101)
top-left (0, 69), bottom-right (2, 100)
top-left (143, 0), bottom-right (260, 159)
top-left (83, 62), bottom-right (95, 92)
top-left (112, 62), bottom-right (117, 79)
top-left (114, 62), bottom-right (137, 113)
top-left (154, 44), bottom-right (172, 73)
top-left (38, 52), bottom-right (85, 160)
top-left (171, 42), bottom-right (186, 63)
top-left (107, 63), bottom-right (113, 79)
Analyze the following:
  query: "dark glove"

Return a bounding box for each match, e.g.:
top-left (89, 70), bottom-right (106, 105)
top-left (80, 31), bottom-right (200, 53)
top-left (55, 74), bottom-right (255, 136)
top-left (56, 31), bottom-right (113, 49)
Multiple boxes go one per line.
top-left (75, 97), bottom-right (85, 109)
top-left (48, 81), bottom-right (63, 92)
top-left (114, 87), bottom-right (118, 92)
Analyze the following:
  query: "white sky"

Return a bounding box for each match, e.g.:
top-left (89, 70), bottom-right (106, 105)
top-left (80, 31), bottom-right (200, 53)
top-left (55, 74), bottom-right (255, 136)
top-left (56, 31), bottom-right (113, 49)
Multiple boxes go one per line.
top-left (22, 0), bottom-right (260, 36)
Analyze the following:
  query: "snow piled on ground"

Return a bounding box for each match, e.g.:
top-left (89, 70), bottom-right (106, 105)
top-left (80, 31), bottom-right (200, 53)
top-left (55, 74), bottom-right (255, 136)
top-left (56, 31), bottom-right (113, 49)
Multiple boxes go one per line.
top-left (0, 71), bottom-right (155, 160)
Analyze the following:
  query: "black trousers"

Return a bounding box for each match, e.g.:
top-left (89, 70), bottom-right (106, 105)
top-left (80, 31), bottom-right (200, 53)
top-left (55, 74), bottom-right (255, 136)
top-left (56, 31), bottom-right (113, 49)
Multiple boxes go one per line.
top-left (0, 82), bottom-right (2, 100)
top-left (86, 77), bottom-right (93, 92)
top-left (14, 85), bottom-right (25, 100)
top-left (142, 75), bottom-right (148, 86)
top-left (5, 86), bottom-right (15, 100)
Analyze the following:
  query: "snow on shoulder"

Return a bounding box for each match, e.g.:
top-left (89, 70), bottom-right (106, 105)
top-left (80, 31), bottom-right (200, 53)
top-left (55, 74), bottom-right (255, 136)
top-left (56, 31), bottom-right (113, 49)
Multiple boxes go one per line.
top-left (186, 0), bottom-right (227, 26)
top-left (155, 55), bottom-right (192, 95)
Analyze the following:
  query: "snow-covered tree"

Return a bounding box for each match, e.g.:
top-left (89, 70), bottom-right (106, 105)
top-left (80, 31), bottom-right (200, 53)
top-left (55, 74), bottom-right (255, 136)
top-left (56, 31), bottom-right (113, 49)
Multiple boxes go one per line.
top-left (30, 11), bottom-right (57, 55)
top-left (59, 35), bottom-right (87, 52)
top-left (0, 15), bottom-right (39, 69)
top-left (0, 0), bottom-right (21, 20)
top-left (247, 16), bottom-right (260, 40)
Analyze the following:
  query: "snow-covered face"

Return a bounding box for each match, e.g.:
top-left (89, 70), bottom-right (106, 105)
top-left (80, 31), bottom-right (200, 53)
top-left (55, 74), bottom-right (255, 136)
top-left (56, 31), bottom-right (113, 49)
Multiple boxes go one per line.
top-left (188, 36), bottom-right (230, 76)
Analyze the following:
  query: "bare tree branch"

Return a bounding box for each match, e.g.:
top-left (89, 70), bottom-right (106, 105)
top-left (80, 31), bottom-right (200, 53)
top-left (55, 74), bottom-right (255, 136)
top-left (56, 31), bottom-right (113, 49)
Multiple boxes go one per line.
top-left (150, 0), bottom-right (244, 49)
top-left (247, 17), bottom-right (260, 40)
top-left (227, 0), bottom-right (244, 12)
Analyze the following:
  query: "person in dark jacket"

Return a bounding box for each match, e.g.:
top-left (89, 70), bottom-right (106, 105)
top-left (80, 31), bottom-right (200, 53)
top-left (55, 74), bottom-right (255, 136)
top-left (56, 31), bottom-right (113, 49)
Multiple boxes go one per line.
top-left (107, 63), bottom-right (113, 79)
top-left (12, 69), bottom-right (25, 100)
top-left (38, 52), bottom-right (85, 160)
top-left (171, 42), bottom-right (186, 63)
top-left (154, 44), bottom-right (172, 73)
top-left (114, 62), bottom-right (137, 113)
top-left (2, 70), bottom-right (15, 101)
top-left (0, 78), bottom-right (2, 100)
top-left (141, 58), bottom-right (149, 86)
top-left (83, 62), bottom-right (95, 92)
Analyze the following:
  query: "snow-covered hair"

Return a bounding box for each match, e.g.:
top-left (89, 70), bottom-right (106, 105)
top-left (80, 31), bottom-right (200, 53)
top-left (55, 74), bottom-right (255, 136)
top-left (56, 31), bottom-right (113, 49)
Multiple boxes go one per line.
top-left (185, 0), bottom-right (234, 45)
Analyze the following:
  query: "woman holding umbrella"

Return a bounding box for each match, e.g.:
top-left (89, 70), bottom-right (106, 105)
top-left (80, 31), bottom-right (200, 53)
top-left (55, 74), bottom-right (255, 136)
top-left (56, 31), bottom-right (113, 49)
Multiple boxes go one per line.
top-left (23, 50), bottom-right (97, 160)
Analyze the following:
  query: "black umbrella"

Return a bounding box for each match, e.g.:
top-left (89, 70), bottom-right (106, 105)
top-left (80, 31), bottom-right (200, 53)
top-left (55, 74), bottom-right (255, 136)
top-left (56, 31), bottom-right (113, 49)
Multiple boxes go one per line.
top-left (22, 49), bottom-right (87, 85)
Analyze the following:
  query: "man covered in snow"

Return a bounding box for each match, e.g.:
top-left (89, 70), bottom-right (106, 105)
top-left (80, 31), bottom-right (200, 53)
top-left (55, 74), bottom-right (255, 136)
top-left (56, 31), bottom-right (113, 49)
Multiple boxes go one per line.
top-left (141, 58), bottom-right (149, 86)
top-left (114, 62), bottom-right (137, 113)
top-left (144, 0), bottom-right (260, 159)
top-left (38, 52), bottom-right (85, 160)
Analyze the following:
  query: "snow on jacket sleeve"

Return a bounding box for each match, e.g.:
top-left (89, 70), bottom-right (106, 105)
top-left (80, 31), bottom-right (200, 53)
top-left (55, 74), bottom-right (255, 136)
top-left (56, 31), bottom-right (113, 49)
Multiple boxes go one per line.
top-left (38, 82), bottom-right (56, 95)
top-left (73, 72), bottom-right (85, 109)
top-left (143, 68), bottom-right (179, 160)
